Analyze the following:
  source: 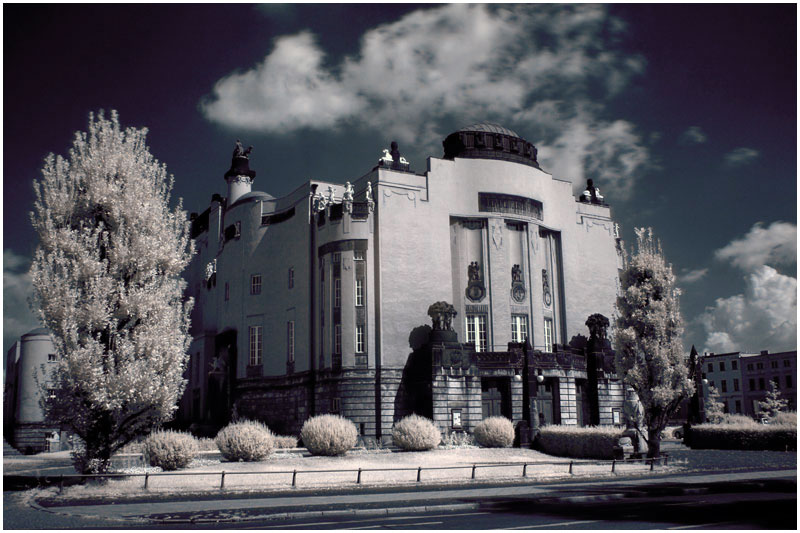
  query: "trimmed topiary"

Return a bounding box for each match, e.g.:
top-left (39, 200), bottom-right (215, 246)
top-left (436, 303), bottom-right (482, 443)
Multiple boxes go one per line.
top-left (535, 425), bottom-right (625, 459)
top-left (473, 417), bottom-right (514, 448)
top-left (300, 414), bottom-right (358, 456)
top-left (215, 420), bottom-right (274, 462)
top-left (143, 430), bottom-right (199, 471)
top-left (392, 415), bottom-right (441, 451)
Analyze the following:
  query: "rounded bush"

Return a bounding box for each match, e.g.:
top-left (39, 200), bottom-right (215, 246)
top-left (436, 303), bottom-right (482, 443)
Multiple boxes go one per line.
top-left (392, 415), bottom-right (441, 451)
top-left (215, 420), bottom-right (274, 462)
top-left (300, 414), bottom-right (358, 456)
top-left (473, 417), bottom-right (514, 448)
top-left (143, 430), bottom-right (199, 471)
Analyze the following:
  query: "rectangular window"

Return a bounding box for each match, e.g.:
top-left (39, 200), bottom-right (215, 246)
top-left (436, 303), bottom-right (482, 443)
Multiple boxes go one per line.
top-left (466, 315), bottom-right (488, 352)
top-left (288, 268), bottom-right (294, 289)
top-left (354, 250), bottom-right (365, 261)
top-left (511, 315), bottom-right (528, 344)
top-left (287, 321), bottom-right (295, 363)
top-left (733, 378), bottom-right (739, 392)
top-left (334, 279), bottom-right (341, 308)
top-left (334, 324), bottom-right (342, 354)
top-left (732, 360), bottom-right (738, 370)
top-left (735, 400), bottom-right (741, 413)
top-left (543, 318), bottom-right (554, 352)
top-left (355, 325), bottom-right (365, 353)
top-left (749, 378), bottom-right (756, 391)
top-left (771, 361), bottom-right (778, 369)
top-left (333, 252), bottom-right (341, 263)
top-left (709, 381), bottom-right (714, 389)
top-left (784, 359), bottom-right (791, 367)
top-left (224, 282), bottom-right (230, 301)
top-left (786, 375), bottom-right (792, 388)
top-left (757, 362), bottom-right (763, 369)
top-left (759, 377), bottom-right (765, 390)
top-left (719, 361), bottom-right (726, 372)
top-left (747, 363), bottom-right (754, 371)
top-left (248, 326), bottom-right (262, 366)
top-left (721, 380), bottom-right (727, 393)
top-left (708, 363), bottom-right (713, 373)
top-left (355, 278), bottom-right (364, 307)
top-left (251, 274), bottom-right (262, 295)
top-left (47, 353), bottom-right (57, 362)
top-left (773, 377), bottom-right (780, 389)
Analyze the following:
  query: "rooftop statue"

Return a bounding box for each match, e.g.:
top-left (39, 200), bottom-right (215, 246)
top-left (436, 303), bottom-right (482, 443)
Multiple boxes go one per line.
top-left (232, 139), bottom-right (253, 159)
top-left (427, 301), bottom-right (457, 331)
top-left (580, 179), bottom-right (604, 204)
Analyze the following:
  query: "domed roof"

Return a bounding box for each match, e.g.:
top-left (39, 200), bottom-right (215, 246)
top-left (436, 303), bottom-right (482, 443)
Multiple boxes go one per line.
top-left (228, 190), bottom-right (275, 208)
top-left (21, 327), bottom-right (50, 338)
top-left (458, 123), bottom-right (519, 137)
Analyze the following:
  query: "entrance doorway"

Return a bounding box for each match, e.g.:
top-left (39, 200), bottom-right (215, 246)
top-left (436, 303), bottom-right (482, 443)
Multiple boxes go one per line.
top-left (535, 377), bottom-right (560, 426)
top-left (575, 379), bottom-right (591, 427)
top-left (481, 378), bottom-right (511, 419)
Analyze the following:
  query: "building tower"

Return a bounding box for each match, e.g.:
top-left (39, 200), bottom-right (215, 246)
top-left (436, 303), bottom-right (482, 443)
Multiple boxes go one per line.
top-left (225, 140), bottom-right (256, 206)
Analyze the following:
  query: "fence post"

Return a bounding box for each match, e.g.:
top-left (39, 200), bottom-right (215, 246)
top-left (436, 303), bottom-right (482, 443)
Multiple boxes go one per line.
top-left (569, 461), bottom-right (573, 474)
top-left (611, 460), bottom-right (615, 473)
top-left (417, 467), bottom-right (422, 483)
top-left (59, 475), bottom-right (64, 493)
top-left (144, 472), bottom-right (149, 490)
top-left (650, 459), bottom-right (654, 471)
top-left (522, 463), bottom-right (527, 477)
top-left (220, 471), bottom-right (226, 490)
top-left (292, 469), bottom-right (297, 487)
top-left (357, 468), bottom-right (362, 484)
top-left (471, 464), bottom-right (476, 480)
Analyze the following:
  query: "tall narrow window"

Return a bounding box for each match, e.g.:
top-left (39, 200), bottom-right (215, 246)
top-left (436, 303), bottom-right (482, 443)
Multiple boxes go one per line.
top-left (355, 278), bottom-right (364, 307)
top-left (334, 279), bottom-right (341, 308)
top-left (465, 315), bottom-right (487, 352)
top-left (355, 324), bottom-right (365, 353)
top-left (719, 361), bottom-right (725, 372)
top-left (732, 360), bottom-right (738, 370)
top-left (251, 274), bottom-right (262, 295)
top-left (543, 318), bottom-right (554, 352)
top-left (787, 375), bottom-right (792, 388)
top-left (224, 282), bottom-right (230, 301)
top-left (334, 324), bottom-right (342, 354)
top-left (288, 268), bottom-right (294, 289)
top-left (287, 321), bottom-right (295, 363)
top-left (249, 326), bottom-right (262, 366)
top-left (511, 315), bottom-right (528, 344)
top-left (721, 380), bottom-right (727, 393)
top-left (733, 378), bottom-right (739, 392)
top-left (47, 353), bottom-right (57, 362)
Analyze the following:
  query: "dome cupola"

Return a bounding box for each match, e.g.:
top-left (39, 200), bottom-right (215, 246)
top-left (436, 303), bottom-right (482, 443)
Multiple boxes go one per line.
top-left (442, 123), bottom-right (539, 169)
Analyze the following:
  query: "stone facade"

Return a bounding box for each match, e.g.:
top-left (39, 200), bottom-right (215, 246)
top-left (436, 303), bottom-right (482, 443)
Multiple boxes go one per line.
top-left (178, 124), bottom-right (627, 440)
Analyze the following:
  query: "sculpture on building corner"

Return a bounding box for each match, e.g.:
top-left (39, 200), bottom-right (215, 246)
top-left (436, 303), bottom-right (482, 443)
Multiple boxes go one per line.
top-left (580, 179), bottom-right (604, 204)
top-left (428, 301), bottom-right (457, 331)
top-left (342, 181), bottom-right (354, 213)
top-left (542, 269), bottom-right (552, 307)
top-left (378, 141), bottom-right (410, 169)
top-left (511, 264), bottom-right (526, 302)
top-left (232, 139), bottom-right (253, 160)
top-left (586, 313), bottom-right (610, 341)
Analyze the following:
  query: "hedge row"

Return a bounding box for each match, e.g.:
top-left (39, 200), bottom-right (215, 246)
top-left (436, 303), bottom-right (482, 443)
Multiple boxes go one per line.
top-left (535, 425), bottom-right (625, 459)
top-left (688, 424), bottom-right (797, 451)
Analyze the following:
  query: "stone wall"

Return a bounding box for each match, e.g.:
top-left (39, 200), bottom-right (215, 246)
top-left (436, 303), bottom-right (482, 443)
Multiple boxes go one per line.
top-left (597, 378), bottom-right (625, 425)
top-left (431, 370), bottom-right (482, 434)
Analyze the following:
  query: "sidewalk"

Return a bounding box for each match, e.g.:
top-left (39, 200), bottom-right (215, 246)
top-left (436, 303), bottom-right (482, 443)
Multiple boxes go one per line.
top-left (30, 469), bottom-right (796, 524)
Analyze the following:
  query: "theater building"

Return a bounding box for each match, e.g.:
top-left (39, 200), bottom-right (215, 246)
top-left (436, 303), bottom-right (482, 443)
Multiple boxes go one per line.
top-left (179, 124), bottom-right (626, 441)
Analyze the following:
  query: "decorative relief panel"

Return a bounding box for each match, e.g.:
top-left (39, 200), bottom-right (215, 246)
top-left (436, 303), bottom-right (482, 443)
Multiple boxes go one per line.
top-left (542, 269), bottom-right (552, 307)
top-left (465, 261), bottom-right (486, 302)
top-left (511, 264), bottom-right (526, 303)
top-left (479, 192), bottom-right (543, 220)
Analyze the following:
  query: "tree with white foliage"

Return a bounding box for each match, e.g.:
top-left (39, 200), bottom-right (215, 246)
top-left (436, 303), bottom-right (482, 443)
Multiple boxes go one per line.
top-left (30, 111), bottom-right (194, 473)
top-left (614, 228), bottom-right (693, 458)
top-left (758, 380), bottom-right (788, 420)
top-left (704, 385), bottom-right (725, 424)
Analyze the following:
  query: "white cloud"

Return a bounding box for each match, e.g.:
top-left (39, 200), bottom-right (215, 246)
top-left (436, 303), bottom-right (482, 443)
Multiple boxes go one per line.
top-left (201, 4), bottom-right (650, 200)
top-left (679, 268), bottom-right (709, 284)
top-left (714, 221), bottom-right (796, 271)
top-left (699, 266), bottom-right (796, 354)
top-left (679, 126), bottom-right (707, 145)
top-left (3, 249), bottom-right (41, 352)
top-left (724, 147), bottom-right (759, 167)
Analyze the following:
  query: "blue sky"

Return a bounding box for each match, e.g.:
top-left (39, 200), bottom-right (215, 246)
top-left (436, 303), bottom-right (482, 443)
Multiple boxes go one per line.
top-left (3, 4), bottom-right (796, 355)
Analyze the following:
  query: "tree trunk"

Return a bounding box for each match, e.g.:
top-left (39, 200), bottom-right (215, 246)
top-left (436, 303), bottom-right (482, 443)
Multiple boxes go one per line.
top-left (646, 427), bottom-right (661, 458)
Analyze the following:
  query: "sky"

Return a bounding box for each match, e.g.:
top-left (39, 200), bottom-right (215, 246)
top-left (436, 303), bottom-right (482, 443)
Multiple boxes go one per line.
top-left (3, 3), bottom-right (797, 356)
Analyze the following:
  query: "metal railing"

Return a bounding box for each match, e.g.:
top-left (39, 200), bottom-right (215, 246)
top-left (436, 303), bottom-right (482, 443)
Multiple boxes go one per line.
top-left (49, 456), bottom-right (669, 492)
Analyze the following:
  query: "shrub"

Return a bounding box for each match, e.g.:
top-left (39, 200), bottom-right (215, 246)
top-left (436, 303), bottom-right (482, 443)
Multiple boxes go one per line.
top-left (688, 423), bottom-right (796, 451)
top-left (473, 417), bottom-right (514, 448)
top-left (441, 431), bottom-right (475, 448)
top-left (718, 414), bottom-right (758, 426)
top-left (273, 435), bottom-right (299, 449)
top-left (392, 415), bottom-right (441, 451)
top-left (770, 411), bottom-right (797, 427)
top-left (215, 420), bottom-right (274, 462)
top-left (143, 430), bottom-right (199, 471)
top-left (535, 425), bottom-right (625, 459)
top-left (300, 415), bottom-right (358, 456)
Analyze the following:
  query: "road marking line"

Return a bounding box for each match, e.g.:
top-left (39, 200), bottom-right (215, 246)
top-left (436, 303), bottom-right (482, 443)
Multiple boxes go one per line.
top-left (506, 520), bottom-right (601, 529)
top-left (667, 522), bottom-right (734, 530)
top-left (250, 521), bottom-right (337, 528)
top-left (389, 521), bottom-right (444, 527)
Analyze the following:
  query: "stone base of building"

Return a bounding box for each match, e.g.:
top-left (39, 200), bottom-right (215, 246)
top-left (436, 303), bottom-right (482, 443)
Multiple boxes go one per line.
top-left (9, 423), bottom-right (60, 454)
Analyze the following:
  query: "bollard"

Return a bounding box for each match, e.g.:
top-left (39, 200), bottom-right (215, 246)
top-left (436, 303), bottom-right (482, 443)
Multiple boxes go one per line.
top-left (144, 472), bottom-right (149, 490)
top-left (417, 466), bottom-right (422, 483)
top-left (611, 460), bottom-right (616, 473)
top-left (471, 464), bottom-right (476, 479)
top-left (357, 468), bottom-right (362, 484)
top-left (292, 469), bottom-right (297, 487)
top-left (650, 459), bottom-right (654, 471)
top-left (220, 471), bottom-right (226, 490)
top-left (569, 461), bottom-right (573, 474)
top-left (522, 463), bottom-right (527, 477)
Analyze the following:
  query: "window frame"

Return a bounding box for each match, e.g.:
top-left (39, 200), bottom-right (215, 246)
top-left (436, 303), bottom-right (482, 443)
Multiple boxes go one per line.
top-left (355, 278), bottom-right (364, 307)
top-left (334, 278), bottom-right (341, 308)
top-left (511, 314), bottom-right (528, 344)
top-left (248, 325), bottom-right (262, 366)
top-left (355, 324), bottom-right (365, 353)
top-left (250, 274), bottom-right (262, 295)
top-left (543, 318), bottom-right (554, 352)
top-left (466, 314), bottom-right (487, 352)
top-left (334, 324), bottom-right (342, 355)
top-left (287, 321), bottom-right (295, 363)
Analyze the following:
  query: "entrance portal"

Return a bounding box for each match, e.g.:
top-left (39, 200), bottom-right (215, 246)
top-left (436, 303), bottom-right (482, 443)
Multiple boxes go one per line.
top-left (481, 378), bottom-right (511, 419)
top-left (535, 377), bottom-right (560, 426)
